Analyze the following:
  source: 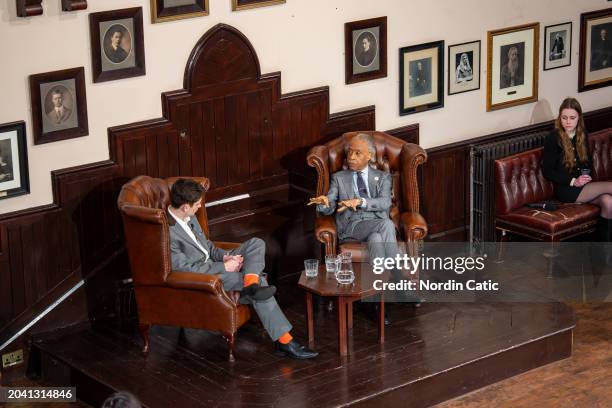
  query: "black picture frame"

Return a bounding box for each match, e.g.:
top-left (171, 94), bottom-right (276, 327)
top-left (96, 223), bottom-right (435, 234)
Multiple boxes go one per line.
top-left (543, 22), bottom-right (572, 71)
top-left (579, 7), bottom-right (612, 92)
top-left (448, 40), bottom-right (481, 95)
top-left (399, 40), bottom-right (444, 116)
top-left (151, 0), bottom-right (208, 23)
top-left (89, 7), bottom-right (146, 83)
top-left (345, 16), bottom-right (388, 84)
top-left (29, 67), bottom-right (89, 145)
top-left (0, 121), bottom-right (29, 200)
top-left (232, 0), bottom-right (285, 11)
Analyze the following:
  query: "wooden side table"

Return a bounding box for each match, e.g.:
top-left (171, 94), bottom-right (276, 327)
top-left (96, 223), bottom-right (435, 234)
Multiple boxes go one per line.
top-left (298, 263), bottom-right (384, 356)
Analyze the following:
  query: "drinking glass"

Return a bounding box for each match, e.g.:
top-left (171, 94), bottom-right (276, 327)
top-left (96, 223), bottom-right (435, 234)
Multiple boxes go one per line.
top-left (580, 168), bottom-right (591, 176)
top-left (304, 259), bottom-right (319, 278)
top-left (325, 254), bottom-right (338, 274)
top-left (336, 259), bottom-right (355, 285)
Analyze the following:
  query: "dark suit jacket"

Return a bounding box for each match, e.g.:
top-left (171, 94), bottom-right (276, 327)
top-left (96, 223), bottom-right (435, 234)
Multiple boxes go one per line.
top-left (168, 210), bottom-right (228, 274)
top-left (542, 130), bottom-right (591, 203)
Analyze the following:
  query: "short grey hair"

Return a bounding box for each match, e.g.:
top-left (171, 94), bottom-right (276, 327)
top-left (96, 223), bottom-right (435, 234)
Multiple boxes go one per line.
top-left (346, 133), bottom-right (376, 163)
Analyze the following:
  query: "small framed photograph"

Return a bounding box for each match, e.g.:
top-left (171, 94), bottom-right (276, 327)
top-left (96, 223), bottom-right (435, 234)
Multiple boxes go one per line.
top-left (231, 0), bottom-right (285, 11)
top-left (487, 22), bottom-right (539, 111)
top-left (344, 16), bottom-right (387, 84)
top-left (29, 67), bottom-right (89, 145)
top-left (544, 22), bottom-right (572, 70)
top-left (0, 121), bottom-right (29, 200)
top-left (151, 0), bottom-right (209, 23)
top-left (579, 7), bottom-right (612, 92)
top-left (89, 7), bottom-right (146, 83)
top-left (399, 40), bottom-right (444, 115)
top-left (448, 40), bottom-right (481, 95)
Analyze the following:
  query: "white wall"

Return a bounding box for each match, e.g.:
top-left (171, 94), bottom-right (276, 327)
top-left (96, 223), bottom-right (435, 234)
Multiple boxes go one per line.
top-left (1, 0), bottom-right (611, 214)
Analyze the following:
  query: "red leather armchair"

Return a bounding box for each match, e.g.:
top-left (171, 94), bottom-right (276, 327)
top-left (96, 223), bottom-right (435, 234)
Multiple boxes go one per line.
top-left (117, 175), bottom-right (251, 361)
top-left (495, 148), bottom-right (599, 243)
top-left (307, 131), bottom-right (428, 260)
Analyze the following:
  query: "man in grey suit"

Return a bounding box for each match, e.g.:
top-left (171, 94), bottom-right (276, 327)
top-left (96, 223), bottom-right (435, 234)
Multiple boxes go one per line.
top-left (309, 134), bottom-right (407, 319)
top-left (309, 133), bottom-right (399, 263)
top-left (168, 179), bottom-right (317, 359)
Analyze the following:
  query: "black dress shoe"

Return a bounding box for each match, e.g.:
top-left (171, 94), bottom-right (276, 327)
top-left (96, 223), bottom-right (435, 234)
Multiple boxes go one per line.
top-left (275, 340), bottom-right (318, 359)
top-left (239, 284), bottom-right (276, 304)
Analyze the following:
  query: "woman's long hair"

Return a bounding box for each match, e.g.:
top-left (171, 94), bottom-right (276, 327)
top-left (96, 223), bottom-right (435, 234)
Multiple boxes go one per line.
top-left (555, 97), bottom-right (587, 171)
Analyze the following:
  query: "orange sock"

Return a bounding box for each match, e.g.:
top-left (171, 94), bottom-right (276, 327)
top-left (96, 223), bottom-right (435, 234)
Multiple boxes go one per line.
top-left (278, 332), bottom-right (293, 344)
top-left (243, 274), bottom-right (259, 287)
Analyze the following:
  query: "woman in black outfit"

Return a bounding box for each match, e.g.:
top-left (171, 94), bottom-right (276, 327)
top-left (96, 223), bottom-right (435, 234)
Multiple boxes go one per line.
top-left (543, 97), bottom-right (612, 239)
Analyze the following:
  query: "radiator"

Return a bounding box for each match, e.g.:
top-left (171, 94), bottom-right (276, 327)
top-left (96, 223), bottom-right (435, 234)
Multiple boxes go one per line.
top-left (469, 131), bottom-right (549, 246)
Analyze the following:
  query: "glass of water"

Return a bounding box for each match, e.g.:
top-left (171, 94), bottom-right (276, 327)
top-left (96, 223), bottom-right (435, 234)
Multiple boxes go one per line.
top-left (304, 259), bottom-right (319, 278)
top-left (325, 255), bottom-right (338, 274)
top-left (580, 168), bottom-right (591, 176)
top-left (336, 257), bottom-right (354, 285)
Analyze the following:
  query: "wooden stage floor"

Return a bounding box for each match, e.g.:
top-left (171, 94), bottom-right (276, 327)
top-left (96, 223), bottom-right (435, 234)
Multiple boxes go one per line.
top-left (30, 279), bottom-right (575, 408)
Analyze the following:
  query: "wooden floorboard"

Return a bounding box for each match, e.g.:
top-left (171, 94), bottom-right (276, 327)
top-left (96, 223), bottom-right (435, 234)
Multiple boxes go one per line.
top-left (31, 290), bottom-right (574, 408)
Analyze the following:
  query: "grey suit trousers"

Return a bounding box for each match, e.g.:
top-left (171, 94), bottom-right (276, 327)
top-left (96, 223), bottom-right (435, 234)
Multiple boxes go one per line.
top-left (217, 238), bottom-right (292, 341)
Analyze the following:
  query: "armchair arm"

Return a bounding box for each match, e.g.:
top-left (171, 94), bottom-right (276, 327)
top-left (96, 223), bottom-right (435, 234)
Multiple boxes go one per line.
top-left (315, 215), bottom-right (337, 256)
top-left (400, 143), bottom-right (427, 213)
top-left (166, 271), bottom-right (224, 295)
top-left (213, 241), bottom-right (241, 250)
top-left (400, 211), bottom-right (428, 241)
top-left (307, 145), bottom-right (331, 196)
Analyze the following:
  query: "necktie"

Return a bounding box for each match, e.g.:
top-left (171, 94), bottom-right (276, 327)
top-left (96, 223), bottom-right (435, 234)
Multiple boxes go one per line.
top-left (356, 171), bottom-right (369, 199)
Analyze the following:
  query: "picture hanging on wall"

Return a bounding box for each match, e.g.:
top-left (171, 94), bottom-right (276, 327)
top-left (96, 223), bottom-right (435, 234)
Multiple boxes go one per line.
top-left (399, 40), bottom-right (444, 115)
top-left (0, 121), bottom-right (29, 200)
top-left (448, 40), bottom-right (481, 95)
top-left (151, 0), bottom-right (209, 23)
top-left (29, 67), bottom-right (89, 145)
top-left (345, 16), bottom-right (387, 84)
top-left (89, 7), bottom-right (146, 83)
top-left (232, 0), bottom-right (285, 11)
top-left (486, 22), bottom-right (539, 111)
top-left (579, 7), bottom-right (612, 92)
top-left (543, 22), bottom-right (572, 71)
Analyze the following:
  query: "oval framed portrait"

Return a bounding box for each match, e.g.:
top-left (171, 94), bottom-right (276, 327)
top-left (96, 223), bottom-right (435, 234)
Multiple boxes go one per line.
top-left (354, 30), bottom-right (378, 67)
top-left (103, 23), bottom-right (133, 64)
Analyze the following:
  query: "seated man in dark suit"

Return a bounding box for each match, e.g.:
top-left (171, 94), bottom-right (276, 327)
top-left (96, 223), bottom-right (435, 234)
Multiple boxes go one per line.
top-left (309, 133), bottom-right (410, 319)
top-left (168, 179), bottom-right (317, 359)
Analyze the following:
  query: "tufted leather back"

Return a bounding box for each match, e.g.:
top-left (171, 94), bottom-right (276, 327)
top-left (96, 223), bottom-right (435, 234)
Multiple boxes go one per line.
top-left (495, 148), bottom-right (554, 215)
top-left (307, 131), bottom-right (426, 225)
top-left (117, 175), bottom-right (210, 285)
top-left (589, 128), bottom-right (612, 182)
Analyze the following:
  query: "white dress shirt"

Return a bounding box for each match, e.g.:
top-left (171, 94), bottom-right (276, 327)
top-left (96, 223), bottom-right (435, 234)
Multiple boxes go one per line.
top-left (168, 208), bottom-right (209, 262)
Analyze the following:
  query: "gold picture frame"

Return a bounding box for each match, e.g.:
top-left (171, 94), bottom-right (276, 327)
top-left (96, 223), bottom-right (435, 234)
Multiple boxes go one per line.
top-left (232, 0), bottom-right (285, 11)
top-left (486, 22), bottom-right (539, 111)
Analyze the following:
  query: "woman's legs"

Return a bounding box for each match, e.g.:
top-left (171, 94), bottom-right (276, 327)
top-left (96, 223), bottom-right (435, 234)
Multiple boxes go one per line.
top-left (576, 182), bottom-right (612, 218)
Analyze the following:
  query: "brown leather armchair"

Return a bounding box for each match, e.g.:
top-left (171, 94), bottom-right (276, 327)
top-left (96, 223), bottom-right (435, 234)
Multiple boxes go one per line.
top-left (117, 175), bottom-right (251, 362)
top-left (307, 131), bottom-right (428, 260)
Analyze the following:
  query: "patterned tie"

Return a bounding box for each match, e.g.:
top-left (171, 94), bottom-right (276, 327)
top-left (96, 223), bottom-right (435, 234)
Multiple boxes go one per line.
top-left (356, 171), bottom-right (369, 199)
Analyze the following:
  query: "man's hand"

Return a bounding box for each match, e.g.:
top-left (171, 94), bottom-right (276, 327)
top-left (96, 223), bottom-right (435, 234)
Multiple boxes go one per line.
top-left (338, 198), bottom-right (362, 212)
top-left (223, 255), bottom-right (243, 272)
top-left (308, 195), bottom-right (329, 207)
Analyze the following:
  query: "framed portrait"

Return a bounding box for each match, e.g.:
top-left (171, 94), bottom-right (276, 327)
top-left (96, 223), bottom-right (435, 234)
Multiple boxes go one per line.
top-left (151, 0), bottom-right (209, 23)
top-left (544, 22), bottom-right (572, 71)
top-left (344, 16), bottom-right (387, 84)
top-left (89, 7), bottom-right (146, 83)
top-left (399, 40), bottom-right (444, 116)
top-left (487, 22), bottom-right (539, 111)
top-left (448, 40), bottom-right (481, 95)
top-left (0, 121), bottom-right (29, 200)
top-left (29, 67), bottom-right (88, 145)
top-left (231, 0), bottom-right (285, 11)
top-left (579, 7), bottom-right (612, 92)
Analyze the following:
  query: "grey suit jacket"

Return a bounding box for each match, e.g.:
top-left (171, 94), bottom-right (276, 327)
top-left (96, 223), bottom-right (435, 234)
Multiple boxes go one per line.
top-left (168, 211), bottom-right (228, 275)
top-left (317, 167), bottom-right (392, 239)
